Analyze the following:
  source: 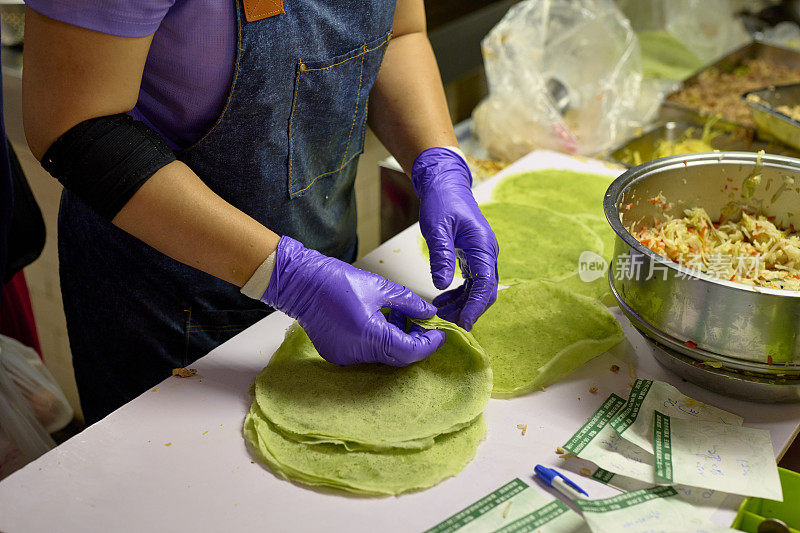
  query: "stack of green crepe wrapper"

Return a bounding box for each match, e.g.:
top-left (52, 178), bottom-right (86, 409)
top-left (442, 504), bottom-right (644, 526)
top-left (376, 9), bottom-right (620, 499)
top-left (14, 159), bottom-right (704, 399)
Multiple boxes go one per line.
top-left (244, 317), bottom-right (492, 496)
top-left (422, 169), bottom-right (626, 397)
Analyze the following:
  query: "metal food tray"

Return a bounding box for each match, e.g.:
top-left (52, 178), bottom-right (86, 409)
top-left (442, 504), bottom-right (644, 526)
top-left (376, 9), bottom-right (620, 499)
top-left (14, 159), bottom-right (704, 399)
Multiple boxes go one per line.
top-left (605, 152), bottom-right (800, 402)
top-left (659, 40), bottom-right (800, 131)
top-left (606, 120), bottom-right (800, 168)
top-left (744, 83), bottom-right (800, 151)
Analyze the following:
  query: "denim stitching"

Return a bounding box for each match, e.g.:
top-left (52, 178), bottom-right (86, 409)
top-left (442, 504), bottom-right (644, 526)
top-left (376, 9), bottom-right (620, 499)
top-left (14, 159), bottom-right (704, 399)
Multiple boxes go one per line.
top-left (359, 100), bottom-right (369, 154)
top-left (178, 1), bottom-right (244, 154)
top-left (289, 34), bottom-right (390, 196)
top-left (183, 307), bottom-right (193, 367)
top-left (340, 46), bottom-right (366, 169)
top-left (303, 35), bottom-right (391, 72)
top-left (293, 151), bottom-right (363, 195)
top-left (287, 64), bottom-right (302, 194)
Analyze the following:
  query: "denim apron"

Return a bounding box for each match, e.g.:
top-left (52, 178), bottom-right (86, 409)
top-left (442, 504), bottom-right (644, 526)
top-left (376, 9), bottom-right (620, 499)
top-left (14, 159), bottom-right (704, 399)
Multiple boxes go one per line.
top-left (58, 0), bottom-right (395, 423)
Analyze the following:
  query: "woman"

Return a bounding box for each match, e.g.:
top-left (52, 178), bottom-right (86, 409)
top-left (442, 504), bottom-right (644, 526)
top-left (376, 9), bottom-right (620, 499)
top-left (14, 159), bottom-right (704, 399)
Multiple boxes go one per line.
top-left (22, 0), bottom-right (499, 423)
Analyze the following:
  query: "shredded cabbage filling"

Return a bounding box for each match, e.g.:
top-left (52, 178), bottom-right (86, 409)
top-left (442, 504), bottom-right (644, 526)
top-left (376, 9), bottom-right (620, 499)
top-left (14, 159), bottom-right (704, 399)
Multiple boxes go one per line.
top-left (632, 207), bottom-right (800, 290)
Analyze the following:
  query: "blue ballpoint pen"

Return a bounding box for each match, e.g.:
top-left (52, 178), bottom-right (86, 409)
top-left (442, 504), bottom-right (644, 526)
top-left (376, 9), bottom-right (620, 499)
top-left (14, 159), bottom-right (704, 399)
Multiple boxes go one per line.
top-left (534, 465), bottom-right (589, 500)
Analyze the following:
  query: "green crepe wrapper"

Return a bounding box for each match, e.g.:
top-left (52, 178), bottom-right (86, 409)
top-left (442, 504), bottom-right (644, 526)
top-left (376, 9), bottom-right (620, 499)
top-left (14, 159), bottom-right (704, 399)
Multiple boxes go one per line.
top-left (489, 169), bottom-right (618, 303)
top-left (420, 169), bottom-right (618, 290)
top-left (560, 272), bottom-right (616, 307)
top-left (471, 280), bottom-right (625, 398)
top-left (491, 169), bottom-right (614, 221)
top-left (244, 404), bottom-right (487, 496)
top-left (479, 202), bottom-right (604, 286)
top-left (252, 320), bottom-right (491, 451)
top-left (575, 213), bottom-right (616, 263)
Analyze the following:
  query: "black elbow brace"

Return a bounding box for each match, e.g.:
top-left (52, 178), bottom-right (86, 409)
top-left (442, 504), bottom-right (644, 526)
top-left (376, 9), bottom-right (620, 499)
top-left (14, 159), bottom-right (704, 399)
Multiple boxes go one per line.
top-left (41, 113), bottom-right (177, 221)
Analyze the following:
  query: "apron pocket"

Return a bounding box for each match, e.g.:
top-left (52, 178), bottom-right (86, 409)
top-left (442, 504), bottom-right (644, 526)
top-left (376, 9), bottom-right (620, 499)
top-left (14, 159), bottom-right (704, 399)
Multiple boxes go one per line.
top-left (183, 307), bottom-right (271, 366)
top-left (287, 31), bottom-right (391, 198)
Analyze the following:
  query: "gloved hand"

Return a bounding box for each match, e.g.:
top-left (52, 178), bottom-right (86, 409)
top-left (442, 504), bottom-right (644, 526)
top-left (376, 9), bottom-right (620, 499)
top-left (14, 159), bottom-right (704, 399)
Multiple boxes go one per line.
top-left (412, 147), bottom-right (499, 330)
top-left (259, 236), bottom-right (445, 366)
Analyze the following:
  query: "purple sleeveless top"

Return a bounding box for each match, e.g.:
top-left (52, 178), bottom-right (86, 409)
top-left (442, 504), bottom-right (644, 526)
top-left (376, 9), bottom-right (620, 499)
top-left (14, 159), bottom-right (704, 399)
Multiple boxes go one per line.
top-left (24, 0), bottom-right (235, 150)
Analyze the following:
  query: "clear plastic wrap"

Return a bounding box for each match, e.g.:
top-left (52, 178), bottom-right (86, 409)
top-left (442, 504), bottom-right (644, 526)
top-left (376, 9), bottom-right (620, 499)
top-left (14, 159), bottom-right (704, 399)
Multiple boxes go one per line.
top-left (473, 0), bottom-right (646, 160)
top-left (618, 0), bottom-right (750, 63)
top-left (1, 335), bottom-right (73, 433)
top-left (760, 21), bottom-right (800, 51)
top-left (0, 335), bottom-right (73, 479)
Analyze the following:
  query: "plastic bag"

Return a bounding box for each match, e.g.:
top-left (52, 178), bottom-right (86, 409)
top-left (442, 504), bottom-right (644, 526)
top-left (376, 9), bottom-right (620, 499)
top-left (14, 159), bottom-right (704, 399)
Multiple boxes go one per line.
top-left (0, 335), bottom-right (73, 479)
top-left (1, 335), bottom-right (73, 433)
top-left (617, 0), bottom-right (750, 64)
top-left (473, 0), bottom-right (647, 160)
top-left (759, 21), bottom-right (800, 51)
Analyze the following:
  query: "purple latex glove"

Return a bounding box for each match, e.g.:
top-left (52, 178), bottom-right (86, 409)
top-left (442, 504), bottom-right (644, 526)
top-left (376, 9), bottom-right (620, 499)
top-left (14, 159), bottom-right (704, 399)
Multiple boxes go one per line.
top-left (260, 236), bottom-right (445, 366)
top-left (412, 147), bottom-right (499, 330)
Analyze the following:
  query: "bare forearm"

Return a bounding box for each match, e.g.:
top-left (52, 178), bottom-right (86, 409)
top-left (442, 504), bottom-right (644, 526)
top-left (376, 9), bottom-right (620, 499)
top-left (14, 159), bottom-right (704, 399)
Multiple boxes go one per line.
top-left (368, 32), bottom-right (457, 173)
top-left (112, 160), bottom-right (279, 287)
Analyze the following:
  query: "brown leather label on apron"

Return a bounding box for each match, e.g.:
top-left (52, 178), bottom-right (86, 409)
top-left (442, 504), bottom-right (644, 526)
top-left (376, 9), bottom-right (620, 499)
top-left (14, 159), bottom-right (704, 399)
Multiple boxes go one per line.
top-left (242, 0), bottom-right (284, 22)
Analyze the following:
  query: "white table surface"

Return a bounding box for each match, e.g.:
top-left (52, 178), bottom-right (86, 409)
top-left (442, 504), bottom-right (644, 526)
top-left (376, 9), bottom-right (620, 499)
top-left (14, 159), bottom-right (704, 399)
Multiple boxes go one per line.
top-left (1, 150), bottom-right (798, 532)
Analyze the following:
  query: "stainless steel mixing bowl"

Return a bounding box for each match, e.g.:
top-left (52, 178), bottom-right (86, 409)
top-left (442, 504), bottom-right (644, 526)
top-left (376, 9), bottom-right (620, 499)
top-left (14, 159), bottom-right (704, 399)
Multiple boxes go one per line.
top-left (604, 152), bottom-right (800, 401)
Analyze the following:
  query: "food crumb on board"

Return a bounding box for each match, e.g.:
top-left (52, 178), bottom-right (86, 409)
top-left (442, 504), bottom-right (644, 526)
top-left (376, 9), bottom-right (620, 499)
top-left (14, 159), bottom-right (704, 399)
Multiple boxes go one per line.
top-left (628, 381), bottom-right (635, 387)
top-left (379, 260), bottom-right (384, 263)
top-left (577, 396), bottom-right (581, 401)
top-left (610, 364), bottom-right (620, 373)
top-left (628, 363), bottom-right (636, 379)
top-left (165, 442), bottom-right (172, 447)
top-left (588, 386), bottom-right (598, 393)
top-left (503, 501), bottom-right (512, 518)
top-left (556, 446), bottom-right (575, 460)
top-left (202, 431), bottom-right (209, 436)
top-left (152, 387), bottom-right (159, 392)
top-left (580, 468), bottom-right (592, 476)
top-left (516, 423), bottom-right (528, 436)
top-left (172, 367), bottom-right (197, 378)
top-left (393, 249), bottom-right (401, 253)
